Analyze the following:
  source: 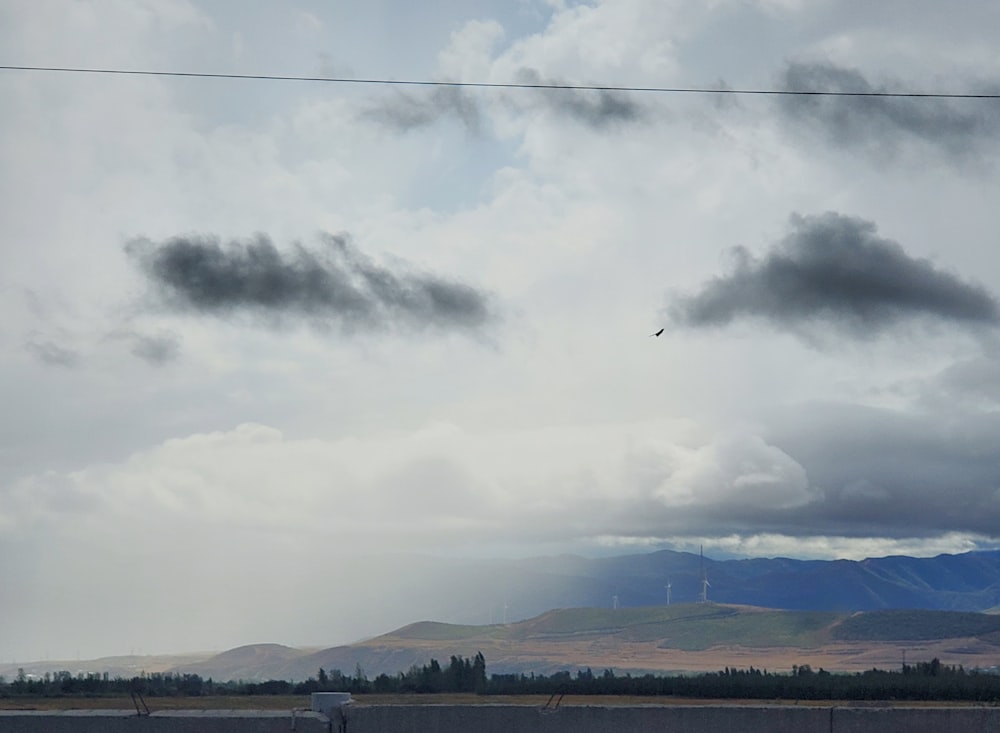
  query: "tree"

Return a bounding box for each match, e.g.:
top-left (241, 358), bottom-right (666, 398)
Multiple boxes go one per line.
top-left (472, 652), bottom-right (487, 693)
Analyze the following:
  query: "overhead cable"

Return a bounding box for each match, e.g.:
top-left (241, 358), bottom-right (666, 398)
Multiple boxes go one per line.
top-left (1, 64), bottom-right (998, 99)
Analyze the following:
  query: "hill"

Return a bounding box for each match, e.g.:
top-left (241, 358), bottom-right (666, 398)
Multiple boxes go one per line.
top-left (324, 549), bottom-right (1000, 637)
top-left (13, 549), bottom-right (1000, 683)
top-left (169, 604), bottom-right (1000, 681)
top-left (172, 643), bottom-right (311, 681)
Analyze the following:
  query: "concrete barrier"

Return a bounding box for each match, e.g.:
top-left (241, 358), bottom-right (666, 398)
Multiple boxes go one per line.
top-left (344, 704), bottom-right (829, 733)
top-left (0, 709), bottom-right (329, 732)
top-left (832, 705), bottom-right (1000, 733)
top-left (340, 704), bottom-right (1000, 733)
top-left (3, 704), bottom-right (999, 732)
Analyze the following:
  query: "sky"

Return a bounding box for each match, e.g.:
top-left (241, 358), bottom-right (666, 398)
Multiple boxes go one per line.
top-left (3, 0), bottom-right (1000, 661)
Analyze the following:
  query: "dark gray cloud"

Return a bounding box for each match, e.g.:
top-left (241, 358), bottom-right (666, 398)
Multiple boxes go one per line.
top-left (671, 212), bottom-right (998, 335)
top-left (126, 233), bottom-right (494, 332)
top-left (363, 68), bottom-right (644, 132)
top-left (763, 402), bottom-right (1000, 539)
top-left (514, 68), bottom-right (645, 129)
top-left (25, 337), bottom-right (81, 367)
top-left (777, 61), bottom-right (1000, 159)
top-left (362, 85), bottom-right (482, 132)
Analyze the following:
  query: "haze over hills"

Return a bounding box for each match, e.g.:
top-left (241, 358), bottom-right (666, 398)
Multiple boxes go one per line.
top-left (372, 548), bottom-right (1000, 627)
top-left (166, 604), bottom-right (1000, 681)
top-left (7, 549), bottom-right (1000, 682)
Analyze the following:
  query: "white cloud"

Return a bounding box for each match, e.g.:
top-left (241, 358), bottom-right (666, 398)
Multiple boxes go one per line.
top-left (0, 419), bottom-right (815, 549)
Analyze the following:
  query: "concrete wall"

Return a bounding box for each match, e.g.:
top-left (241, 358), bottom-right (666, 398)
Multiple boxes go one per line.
top-left (0, 710), bottom-right (329, 733)
top-left (832, 706), bottom-right (1000, 733)
top-left (3, 704), bottom-right (1000, 733)
top-left (344, 704), bottom-right (828, 733)
top-left (342, 704), bottom-right (1000, 733)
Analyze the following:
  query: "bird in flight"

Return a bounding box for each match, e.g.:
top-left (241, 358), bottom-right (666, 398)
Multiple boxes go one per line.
top-left (649, 328), bottom-right (664, 337)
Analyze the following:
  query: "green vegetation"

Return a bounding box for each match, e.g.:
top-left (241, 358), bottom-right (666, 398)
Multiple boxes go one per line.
top-left (388, 605), bottom-right (843, 650)
top-left (365, 605), bottom-right (1000, 653)
top-left (646, 609), bottom-right (840, 650)
top-left (833, 610), bottom-right (1000, 641)
top-left (390, 622), bottom-right (507, 642)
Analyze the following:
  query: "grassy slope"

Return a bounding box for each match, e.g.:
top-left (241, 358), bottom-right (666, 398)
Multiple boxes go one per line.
top-left (384, 604), bottom-right (843, 650)
top-left (832, 609), bottom-right (1000, 641)
top-left (384, 603), bottom-right (1000, 651)
top-left (178, 604), bottom-right (1000, 679)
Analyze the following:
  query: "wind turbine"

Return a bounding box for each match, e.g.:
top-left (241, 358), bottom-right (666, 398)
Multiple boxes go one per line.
top-left (699, 545), bottom-right (710, 603)
top-left (665, 580), bottom-right (672, 606)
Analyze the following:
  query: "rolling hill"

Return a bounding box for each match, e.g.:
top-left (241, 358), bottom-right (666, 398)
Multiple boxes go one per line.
top-left (12, 549), bottom-right (1000, 683)
top-left (170, 604), bottom-right (1000, 681)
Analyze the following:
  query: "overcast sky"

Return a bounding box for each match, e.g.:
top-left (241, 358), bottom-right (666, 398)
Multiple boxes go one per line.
top-left (4, 0), bottom-right (1000, 661)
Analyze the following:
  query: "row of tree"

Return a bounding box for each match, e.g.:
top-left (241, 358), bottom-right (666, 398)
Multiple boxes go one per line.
top-left (3, 654), bottom-right (1000, 702)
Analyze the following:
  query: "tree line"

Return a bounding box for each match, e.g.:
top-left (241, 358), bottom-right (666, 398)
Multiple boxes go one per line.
top-left (3, 654), bottom-right (1000, 702)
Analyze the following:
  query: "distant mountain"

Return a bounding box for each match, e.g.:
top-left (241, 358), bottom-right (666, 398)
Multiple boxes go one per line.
top-left (170, 604), bottom-right (1000, 681)
top-left (420, 549), bottom-right (1000, 623)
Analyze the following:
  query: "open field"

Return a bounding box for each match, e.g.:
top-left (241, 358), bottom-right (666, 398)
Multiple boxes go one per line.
top-left (362, 633), bottom-right (1000, 675)
top-left (348, 605), bottom-right (1000, 676)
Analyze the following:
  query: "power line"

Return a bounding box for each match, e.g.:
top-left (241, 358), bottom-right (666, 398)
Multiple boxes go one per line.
top-left (2, 64), bottom-right (999, 99)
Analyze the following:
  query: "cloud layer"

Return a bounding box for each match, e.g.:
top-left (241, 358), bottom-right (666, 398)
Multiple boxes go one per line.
top-left (671, 212), bottom-right (998, 335)
top-left (127, 233), bottom-right (495, 333)
top-left (777, 62), bottom-right (1000, 159)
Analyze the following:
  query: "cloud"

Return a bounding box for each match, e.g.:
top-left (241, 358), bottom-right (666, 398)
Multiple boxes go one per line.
top-left (670, 212), bottom-right (999, 336)
top-left (126, 233), bottom-right (495, 333)
top-left (9, 412), bottom-right (1000, 550)
top-left (362, 68), bottom-right (644, 132)
top-left (0, 420), bottom-right (820, 549)
top-left (777, 61), bottom-right (1000, 159)
top-left (513, 68), bottom-right (646, 129)
top-left (24, 337), bottom-right (81, 367)
top-left (767, 402), bottom-right (1000, 539)
top-left (128, 331), bottom-right (182, 365)
top-left (362, 84), bottom-right (482, 132)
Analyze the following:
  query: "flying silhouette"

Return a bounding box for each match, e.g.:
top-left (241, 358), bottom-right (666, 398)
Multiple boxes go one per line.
top-left (649, 328), bottom-right (664, 337)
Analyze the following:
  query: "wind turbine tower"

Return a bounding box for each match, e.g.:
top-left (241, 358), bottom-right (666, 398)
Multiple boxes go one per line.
top-left (612, 594), bottom-right (620, 610)
top-left (665, 580), bottom-right (672, 606)
top-left (699, 545), bottom-right (710, 603)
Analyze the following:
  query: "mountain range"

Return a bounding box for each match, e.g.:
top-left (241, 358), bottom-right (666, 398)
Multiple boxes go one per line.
top-left (395, 548), bottom-right (1000, 623)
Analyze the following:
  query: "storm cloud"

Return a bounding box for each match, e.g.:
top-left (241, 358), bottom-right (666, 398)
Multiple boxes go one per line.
top-left (765, 402), bottom-right (1000, 539)
top-left (126, 233), bottom-right (494, 332)
top-left (671, 212), bottom-right (999, 336)
top-left (777, 62), bottom-right (1000, 159)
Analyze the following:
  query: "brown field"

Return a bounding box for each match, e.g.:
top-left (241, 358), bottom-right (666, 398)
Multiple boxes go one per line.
top-left (372, 636), bottom-right (1000, 676)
